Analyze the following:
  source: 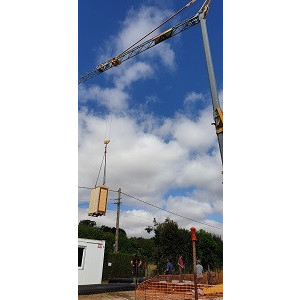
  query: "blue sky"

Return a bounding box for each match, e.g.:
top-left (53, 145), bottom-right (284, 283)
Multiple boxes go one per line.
top-left (78, 0), bottom-right (223, 237)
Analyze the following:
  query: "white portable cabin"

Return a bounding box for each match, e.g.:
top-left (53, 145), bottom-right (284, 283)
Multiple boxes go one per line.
top-left (78, 238), bottom-right (106, 285)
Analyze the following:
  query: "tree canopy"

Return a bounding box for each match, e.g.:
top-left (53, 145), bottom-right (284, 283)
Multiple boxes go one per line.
top-left (78, 218), bottom-right (222, 271)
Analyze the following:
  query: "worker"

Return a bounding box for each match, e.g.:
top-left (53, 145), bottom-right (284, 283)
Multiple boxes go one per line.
top-left (165, 259), bottom-right (174, 282)
top-left (165, 259), bottom-right (174, 275)
top-left (196, 260), bottom-right (204, 283)
top-left (177, 254), bottom-right (185, 274)
top-left (177, 254), bottom-right (185, 282)
top-left (131, 254), bottom-right (142, 278)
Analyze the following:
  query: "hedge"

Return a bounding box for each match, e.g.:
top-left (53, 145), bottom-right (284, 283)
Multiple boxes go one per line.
top-left (103, 253), bottom-right (146, 280)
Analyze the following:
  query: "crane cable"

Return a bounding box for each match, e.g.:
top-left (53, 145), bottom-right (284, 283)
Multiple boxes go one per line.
top-left (95, 151), bottom-right (105, 187)
top-left (94, 140), bottom-right (110, 187)
top-left (114, 0), bottom-right (201, 60)
top-left (94, 138), bottom-right (111, 187)
top-left (95, 87), bottom-right (116, 187)
top-left (202, 0), bottom-right (213, 16)
top-left (102, 140), bottom-right (109, 185)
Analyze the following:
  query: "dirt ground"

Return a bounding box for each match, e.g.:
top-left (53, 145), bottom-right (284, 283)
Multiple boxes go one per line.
top-left (78, 291), bottom-right (135, 300)
top-left (78, 291), bottom-right (223, 300)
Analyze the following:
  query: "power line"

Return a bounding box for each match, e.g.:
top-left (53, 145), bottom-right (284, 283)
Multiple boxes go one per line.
top-left (113, 190), bottom-right (222, 231)
top-left (78, 186), bottom-right (222, 230)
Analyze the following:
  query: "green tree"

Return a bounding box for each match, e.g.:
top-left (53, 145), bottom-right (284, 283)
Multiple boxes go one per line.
top-left (212, 234), bottom-right (223, 269)
top-left (152, 219), bottom-right (223, 273)
top-left (78, 223), bottom-right (115, 252)
top-left (79, 219), bottom-right (96, 227)
top-left (197, 229), bottom-right (221, 270)
top-left (78, 223), bottom-right (155, 262)
top-left (78, 218), bottom-right (223, 273)
top-left (153, 218), bottom-right (184, 269)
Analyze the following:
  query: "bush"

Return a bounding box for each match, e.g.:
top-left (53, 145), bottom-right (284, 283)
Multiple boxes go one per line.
top-left (103, 253), bottom-right (146, 280)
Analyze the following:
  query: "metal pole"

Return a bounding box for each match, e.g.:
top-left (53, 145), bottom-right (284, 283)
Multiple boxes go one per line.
top-left (199, 11), bottom-right (223, 163)
top-left (190, 227), bottom-right (198, 300)
top-left (114, 188), bottom-right (121, 253)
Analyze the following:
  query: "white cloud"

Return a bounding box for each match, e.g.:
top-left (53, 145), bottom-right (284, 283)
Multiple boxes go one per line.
top-left (78, 103), bottom-right (223, 237)
top-left (78, 61), bottom-right (154, 112)
top-left (157, 106), bottom-right (218, 154)
top-left (78, 111), bottom-right (188, 204)
top-left (184, 91), bottom-right (205, 105)
top-left (96, 5), bottom-right (176, 72)
top-left (79, 84), bottom-right (129, 111)
top-left (181, 220), bottom-right (223, 237)
top-left (166, 196), bottom-right (214, 220)
top-left (114, 62), bottom-right (154, 89)
top-left (145, 42), bottom-right (176, 70)
top-left (78, 207), bottom-right (156, 238)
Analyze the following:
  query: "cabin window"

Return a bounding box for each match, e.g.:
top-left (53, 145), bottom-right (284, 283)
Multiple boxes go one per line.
top-left (78, 246), bottom-right (86, 269)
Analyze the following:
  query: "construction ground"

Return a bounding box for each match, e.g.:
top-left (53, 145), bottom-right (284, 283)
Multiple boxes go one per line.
top-left (79, 291), bottom-right (135, 300)
top-left (78, 291), bottom-right (223, 300)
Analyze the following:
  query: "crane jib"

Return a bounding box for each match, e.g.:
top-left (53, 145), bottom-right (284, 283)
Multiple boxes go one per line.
top-left (78, 14), bottom-right (200, 84)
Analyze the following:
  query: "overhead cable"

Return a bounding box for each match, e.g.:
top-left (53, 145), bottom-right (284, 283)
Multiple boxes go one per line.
top-left (115, 190), bottom-right (222, 231)
top-left (78, 186), bottom-right (222, 230)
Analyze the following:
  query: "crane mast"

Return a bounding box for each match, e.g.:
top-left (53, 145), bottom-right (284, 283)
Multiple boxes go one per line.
top-left (198, 7), bottom-right (223, 163)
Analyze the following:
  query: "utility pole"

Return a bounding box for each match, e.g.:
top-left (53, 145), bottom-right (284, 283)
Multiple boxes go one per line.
top-left (114, 188), bottom-right (121, 253)
top-left (198, 6), bottom-right (223, 164)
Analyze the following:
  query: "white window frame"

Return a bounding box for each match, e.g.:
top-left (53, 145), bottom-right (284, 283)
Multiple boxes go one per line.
top-left (78, 246), bottom-right (86, 270)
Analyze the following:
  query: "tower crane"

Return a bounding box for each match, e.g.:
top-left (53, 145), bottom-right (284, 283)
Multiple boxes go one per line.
top-left (78, 0), bottom-right (223, 163)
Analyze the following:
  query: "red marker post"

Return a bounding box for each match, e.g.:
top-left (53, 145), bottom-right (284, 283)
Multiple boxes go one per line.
top-left (190, 227), bottom-right (198, 300)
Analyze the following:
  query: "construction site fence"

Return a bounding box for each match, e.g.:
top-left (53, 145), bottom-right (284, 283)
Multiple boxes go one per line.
top-left (148, 271), bottom-right (223, 285)
top-left (135, 273), bottom-right (223, 300)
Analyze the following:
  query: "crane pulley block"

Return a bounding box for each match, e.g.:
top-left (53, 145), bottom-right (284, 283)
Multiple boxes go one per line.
top-left (203, 5), bottom-right (210, 17)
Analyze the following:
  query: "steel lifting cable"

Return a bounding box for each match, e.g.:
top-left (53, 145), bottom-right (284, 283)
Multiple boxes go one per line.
top-left (96, 99), bottom-right (114, 187)
top-left (94, 140), bottom-right (110, 187)
top-left (95, 151), bottom-right (105, 187)
top-left (114, 0), bottom-right (200, 60)
top-left (95, 140), bottom-right (110, 187)
top-left (102, 141), bottom-right (109, 185)
top-left (104, 116), bottom-right (109, 141)
top-left (108, 89), bottom-right (116, 141)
